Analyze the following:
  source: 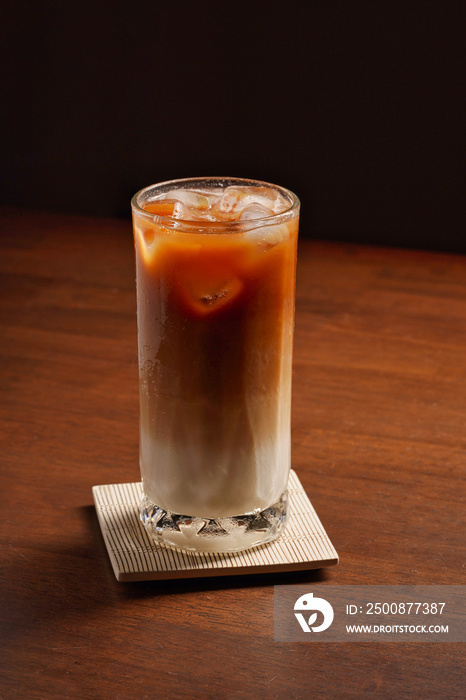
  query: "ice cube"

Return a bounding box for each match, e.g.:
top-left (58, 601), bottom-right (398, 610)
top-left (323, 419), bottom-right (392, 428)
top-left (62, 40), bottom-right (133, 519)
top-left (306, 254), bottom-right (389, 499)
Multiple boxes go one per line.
top-left (172, 201), bottom-right (189, 220)
top-left (180, 275), bottom-right (243, 316)
top-left (239, 203), bottom-right (274, 221)
top-left (190, 187), bottom-right (224, 203)
top-left (268, 190), bottom-right (289, 214)
top-left (214, 186), bottom-right (289, 217)
top-left (134, 223), bottom-right (159, 265)
top-left (243, 221), bottom-right (290, 246)
top-left (135, 223), bottom-right (155, 246)
top-left (214, 186), bottom-right (247, 214)
top-left (238, 201), bottom-right (289, 245)
top-left (173, 190), bottom-right (210, 210)
top-left (197, 276), bottom-right (243, 311)
top-left (214, 186), bottom-right (267, 215)
top-left (199, 288), bottom-right (229, 307)
top-left (151, 189), bottom-right (211, 220)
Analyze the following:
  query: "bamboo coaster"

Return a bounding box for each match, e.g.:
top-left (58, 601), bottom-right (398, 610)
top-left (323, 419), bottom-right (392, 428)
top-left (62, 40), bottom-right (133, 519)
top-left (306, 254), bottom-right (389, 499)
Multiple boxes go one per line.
top-left (92, 470), bottom-right (339, 582)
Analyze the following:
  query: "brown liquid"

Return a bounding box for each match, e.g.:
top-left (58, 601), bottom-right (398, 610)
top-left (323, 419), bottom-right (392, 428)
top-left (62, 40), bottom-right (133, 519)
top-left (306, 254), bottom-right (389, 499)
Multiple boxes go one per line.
top-left (133, 200), bottom-right (298, 518)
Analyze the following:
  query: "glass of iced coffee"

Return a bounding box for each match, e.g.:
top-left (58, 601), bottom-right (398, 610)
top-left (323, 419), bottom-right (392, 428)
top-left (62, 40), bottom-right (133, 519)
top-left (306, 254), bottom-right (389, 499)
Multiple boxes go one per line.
top-left (131, 177), bottom-right (299, 552)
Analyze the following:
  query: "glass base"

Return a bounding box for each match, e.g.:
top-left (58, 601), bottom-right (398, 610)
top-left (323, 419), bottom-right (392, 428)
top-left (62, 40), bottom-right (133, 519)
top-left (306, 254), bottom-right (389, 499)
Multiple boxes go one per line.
top-left (140, 491), bottom-right (289, 553)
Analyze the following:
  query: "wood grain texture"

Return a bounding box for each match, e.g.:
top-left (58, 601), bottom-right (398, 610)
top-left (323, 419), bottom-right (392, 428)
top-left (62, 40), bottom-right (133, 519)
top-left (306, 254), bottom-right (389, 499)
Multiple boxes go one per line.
top-left (0, 208), bottom-right (464, 699)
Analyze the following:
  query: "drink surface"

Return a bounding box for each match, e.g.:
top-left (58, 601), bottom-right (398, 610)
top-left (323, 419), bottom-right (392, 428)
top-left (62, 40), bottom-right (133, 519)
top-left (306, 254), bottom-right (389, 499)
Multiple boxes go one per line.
top-left (133, 183), bottom-right (299, 518)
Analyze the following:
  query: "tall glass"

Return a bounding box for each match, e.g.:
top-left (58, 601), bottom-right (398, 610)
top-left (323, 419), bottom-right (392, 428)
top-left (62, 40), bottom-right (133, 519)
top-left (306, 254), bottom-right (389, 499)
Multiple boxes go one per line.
top-left (131, 177), bottom-right (299, 552)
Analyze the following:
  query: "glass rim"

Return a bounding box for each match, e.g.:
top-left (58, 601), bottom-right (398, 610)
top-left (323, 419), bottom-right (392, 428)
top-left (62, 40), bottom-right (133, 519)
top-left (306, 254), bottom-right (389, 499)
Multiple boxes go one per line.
top-left (131, 176), bottom-right (300, 232)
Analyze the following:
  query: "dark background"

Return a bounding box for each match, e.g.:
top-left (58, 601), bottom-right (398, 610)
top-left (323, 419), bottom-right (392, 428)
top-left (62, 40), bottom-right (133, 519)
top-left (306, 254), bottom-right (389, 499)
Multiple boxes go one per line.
top-left (2, 1), bottom-right (465, 252)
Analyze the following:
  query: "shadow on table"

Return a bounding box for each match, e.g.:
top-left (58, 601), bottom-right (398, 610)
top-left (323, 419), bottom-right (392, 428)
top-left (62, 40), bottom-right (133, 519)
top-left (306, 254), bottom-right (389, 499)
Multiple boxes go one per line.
top-left (1, 504), bottom-right (336, 647)
top-left (119, 568), bottom-right (330, 601)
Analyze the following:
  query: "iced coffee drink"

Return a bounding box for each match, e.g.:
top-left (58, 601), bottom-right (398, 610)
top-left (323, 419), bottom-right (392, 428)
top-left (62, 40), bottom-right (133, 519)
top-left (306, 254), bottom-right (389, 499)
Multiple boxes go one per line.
top-left (131, 177), bottom-right (299, 552)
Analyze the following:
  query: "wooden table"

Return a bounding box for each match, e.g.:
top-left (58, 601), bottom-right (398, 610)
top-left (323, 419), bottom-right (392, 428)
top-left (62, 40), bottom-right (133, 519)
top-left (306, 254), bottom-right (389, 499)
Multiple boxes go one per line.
top-left (1, 208), bottom-right (464, 698)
